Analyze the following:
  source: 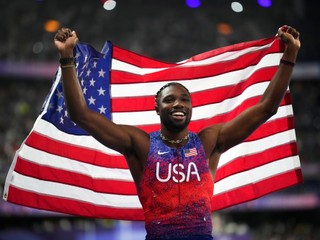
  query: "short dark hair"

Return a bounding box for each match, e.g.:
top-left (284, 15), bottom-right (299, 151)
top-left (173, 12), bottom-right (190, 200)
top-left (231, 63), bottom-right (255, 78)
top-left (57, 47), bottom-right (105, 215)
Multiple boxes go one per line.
top-left (155, 82), bottom-right (190, 107)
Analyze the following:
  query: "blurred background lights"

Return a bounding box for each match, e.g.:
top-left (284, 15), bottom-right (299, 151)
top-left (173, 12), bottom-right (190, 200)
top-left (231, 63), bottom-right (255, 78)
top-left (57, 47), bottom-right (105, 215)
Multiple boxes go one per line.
top-left (186, 0), bottom-right (201, 8)
top-left (231, 2), bottom-right (243, 12)
top-left (43, 19), bottom-right (60, 33)
top-left (257, 0), bottom-right (272, 8)
top-left (103, 0), bottom-right (116, 10)
top-left (217, 23), bottom-right (233, 35)
top-left (32, 42), bottom-right (44, 54)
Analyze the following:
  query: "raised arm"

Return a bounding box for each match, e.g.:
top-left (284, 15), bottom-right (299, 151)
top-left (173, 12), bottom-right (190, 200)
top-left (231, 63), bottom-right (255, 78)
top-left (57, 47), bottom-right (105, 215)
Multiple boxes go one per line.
top-left (53, 28), bottom-right (149, 161)
top-left (200, 25), bottom-right (300, 157)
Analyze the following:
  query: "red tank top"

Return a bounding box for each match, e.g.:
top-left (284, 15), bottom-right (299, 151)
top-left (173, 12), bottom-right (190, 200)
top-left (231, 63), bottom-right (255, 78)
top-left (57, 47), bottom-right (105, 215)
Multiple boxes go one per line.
top-left (138, 131), bottom-right (214, 239)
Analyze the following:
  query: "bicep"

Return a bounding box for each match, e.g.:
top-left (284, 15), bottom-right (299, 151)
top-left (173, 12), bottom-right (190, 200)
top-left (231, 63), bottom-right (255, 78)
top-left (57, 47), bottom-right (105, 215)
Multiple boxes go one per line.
top-left (75, 108), bottom-right (145, 155)
top-left (217, 103), bottom-right (272, 152)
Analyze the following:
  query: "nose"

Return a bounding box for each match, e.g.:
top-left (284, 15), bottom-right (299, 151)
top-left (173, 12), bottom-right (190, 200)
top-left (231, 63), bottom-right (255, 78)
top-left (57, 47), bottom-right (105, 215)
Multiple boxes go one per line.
top-left (173, 99), bottom-right (184, 108)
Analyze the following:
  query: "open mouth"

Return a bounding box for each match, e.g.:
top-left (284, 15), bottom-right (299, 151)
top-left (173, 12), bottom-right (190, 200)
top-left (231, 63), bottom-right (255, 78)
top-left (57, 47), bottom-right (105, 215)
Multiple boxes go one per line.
top-left (171, 111), bottom-right (186, 120)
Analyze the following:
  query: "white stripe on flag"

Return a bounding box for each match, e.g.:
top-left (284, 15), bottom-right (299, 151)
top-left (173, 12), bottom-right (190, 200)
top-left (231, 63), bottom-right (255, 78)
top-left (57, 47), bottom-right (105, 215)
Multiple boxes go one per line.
top-left (214, 156), bottom-right (301, 195)
top-left (33, 119), bottom-right (121, 156)
top-left (180, 41), bottom-right (275, 66)
top-left (219, 128), bottom-right (298, 168)
top-left (111, 41), bottom-right (275, 74)
top-left (111, 81), bottom-right (282, 125)
top-left (111, 59), bottom-right (168, 75)
top-left (110, 53), bottom-right (282, 98)
top-left (10, 171), bottom-right (142, 208)
top-left (18, 145), bottom-right (133, 181)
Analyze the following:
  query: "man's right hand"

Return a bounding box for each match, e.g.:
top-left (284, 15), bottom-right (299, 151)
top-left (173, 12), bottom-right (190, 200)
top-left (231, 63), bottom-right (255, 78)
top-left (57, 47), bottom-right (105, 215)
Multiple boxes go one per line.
top-left (54, 28), bottom-right (79, 57)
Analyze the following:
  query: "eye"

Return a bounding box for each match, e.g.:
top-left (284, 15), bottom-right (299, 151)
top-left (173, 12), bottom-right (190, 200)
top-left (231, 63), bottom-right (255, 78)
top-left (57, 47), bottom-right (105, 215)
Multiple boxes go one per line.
top-left (162, 96), bottom-right (175, 103)
top-left (181, 95), bottom-right (191, 102)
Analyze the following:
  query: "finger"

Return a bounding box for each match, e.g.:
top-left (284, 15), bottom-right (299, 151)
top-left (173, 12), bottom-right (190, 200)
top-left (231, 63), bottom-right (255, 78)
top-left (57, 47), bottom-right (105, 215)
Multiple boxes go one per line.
top-left (289, 28), bottom-right (300, 39)
top-left (277, 28), bottom-right (290, 44)
top-left (280, 25), bottom-right (288, 32)
top-left (54, 28), bottom-right (73, 42)
top-left (277, 27), bottom-right (284, 38)
top-left (286, 26), bottom-right (295, 35)
top-left (71, 31), bottom-right (79, 44)
top-left (61, 28), bottom-right (72, 36)
top-left (71, 30), bottom-right (77, 38)
top-left (54, 33), bottom-right (65, 42)
top-left (285, 26), bottom-right (300, 40)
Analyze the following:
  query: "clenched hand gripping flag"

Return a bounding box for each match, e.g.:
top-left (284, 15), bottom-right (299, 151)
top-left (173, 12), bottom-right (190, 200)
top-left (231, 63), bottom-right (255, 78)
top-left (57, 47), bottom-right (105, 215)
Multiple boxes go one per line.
top-left (3, 37), bottom-right (303, 220)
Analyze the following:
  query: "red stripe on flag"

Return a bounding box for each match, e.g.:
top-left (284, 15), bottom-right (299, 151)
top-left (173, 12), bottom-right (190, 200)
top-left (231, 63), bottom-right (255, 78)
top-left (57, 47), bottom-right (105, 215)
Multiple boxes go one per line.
top-left (111, 67), bottom-right (278, 112)
top-left (113, 45), bottom-right (175, 68)
top-left (212, 169), bottom-right (303, 211)
top-left (246, 116), bottom-right (295, 141)
top-left (134, 97), bottom-right (292, 134)
top-left (215, 143), bottom-right (299, 182)
top-left (112, 37), bottom-right (281, 69)
top-left (14, 158), bottom-right (137, 195)
top-left (188, 37), bottom-right (282, 61)
top-left (111, 43), bottom-right (281, 84)
top-left (25, 131), bottom-right (128, 169)
top-left (7, 186), bottom-right (144, 220)
top-left (187, 96), bottom-right (290, 132)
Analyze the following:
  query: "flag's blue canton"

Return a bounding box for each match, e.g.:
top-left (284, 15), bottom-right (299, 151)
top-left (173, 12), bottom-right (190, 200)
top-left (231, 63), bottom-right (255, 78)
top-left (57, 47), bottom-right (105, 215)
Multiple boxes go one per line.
top-left (41, 41), bottom-right (113, 135)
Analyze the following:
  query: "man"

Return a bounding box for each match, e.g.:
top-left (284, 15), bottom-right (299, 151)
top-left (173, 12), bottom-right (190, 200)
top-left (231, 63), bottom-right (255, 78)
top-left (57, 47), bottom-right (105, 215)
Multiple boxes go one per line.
top-left (54, 25), bottom-right (300, 240)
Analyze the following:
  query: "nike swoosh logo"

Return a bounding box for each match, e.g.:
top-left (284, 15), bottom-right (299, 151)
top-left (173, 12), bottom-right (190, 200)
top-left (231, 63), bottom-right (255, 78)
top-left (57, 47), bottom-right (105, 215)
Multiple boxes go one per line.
top-left (158, 150), bottom-right (169, 155)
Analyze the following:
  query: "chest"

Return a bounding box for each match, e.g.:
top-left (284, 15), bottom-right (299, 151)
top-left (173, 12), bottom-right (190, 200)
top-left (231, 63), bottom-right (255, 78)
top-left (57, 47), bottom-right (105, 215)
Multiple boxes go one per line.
top-left (146, 146), bottom-right (209, 184)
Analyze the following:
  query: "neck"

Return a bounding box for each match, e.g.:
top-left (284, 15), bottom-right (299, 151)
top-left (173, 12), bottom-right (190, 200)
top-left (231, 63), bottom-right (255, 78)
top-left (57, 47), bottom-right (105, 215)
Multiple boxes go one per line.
top-left (160, 131), bottom-right (189, 145)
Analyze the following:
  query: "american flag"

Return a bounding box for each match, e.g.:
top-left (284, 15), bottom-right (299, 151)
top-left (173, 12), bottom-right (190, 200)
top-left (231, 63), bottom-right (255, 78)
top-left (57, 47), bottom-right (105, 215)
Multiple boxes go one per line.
top-left (3, 37), bottom-right (303, 220)
top-left (184, 148), bottom-right (198, 157)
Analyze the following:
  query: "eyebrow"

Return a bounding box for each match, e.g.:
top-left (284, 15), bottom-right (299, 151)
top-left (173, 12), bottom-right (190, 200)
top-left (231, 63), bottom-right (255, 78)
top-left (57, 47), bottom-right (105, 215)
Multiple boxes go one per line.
top-left (162, 92), bottom-right (190, 100)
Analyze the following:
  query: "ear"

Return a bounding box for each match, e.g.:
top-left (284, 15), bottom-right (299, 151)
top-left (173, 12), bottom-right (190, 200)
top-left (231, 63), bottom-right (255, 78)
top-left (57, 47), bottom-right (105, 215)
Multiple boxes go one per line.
top-left (155, 106), bottom-right (160, 115)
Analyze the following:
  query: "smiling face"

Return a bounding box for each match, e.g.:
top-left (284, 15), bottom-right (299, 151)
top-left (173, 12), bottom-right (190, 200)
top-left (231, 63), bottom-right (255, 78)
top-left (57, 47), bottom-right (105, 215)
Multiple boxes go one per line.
top-left (155, 83), bottom-right (192, 133)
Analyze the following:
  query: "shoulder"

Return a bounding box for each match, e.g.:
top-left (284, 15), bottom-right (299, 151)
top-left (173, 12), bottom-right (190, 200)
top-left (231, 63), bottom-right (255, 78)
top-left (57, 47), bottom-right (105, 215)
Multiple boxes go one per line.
top-left (121, 125), bottom-right (150, 166)
top-left (120, 124), bottom-right (150, 150)
top-left (197, 124), bottom-right (223, 155)
top-left (198, 124), bottom-right (222, 140)
top-left (121, 125), bottom-right (150, 137)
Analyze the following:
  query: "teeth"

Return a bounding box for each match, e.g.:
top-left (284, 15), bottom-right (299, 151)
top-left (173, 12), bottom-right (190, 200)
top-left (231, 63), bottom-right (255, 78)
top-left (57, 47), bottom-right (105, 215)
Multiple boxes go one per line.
top-left (172, 112), bottom-right (185, 116)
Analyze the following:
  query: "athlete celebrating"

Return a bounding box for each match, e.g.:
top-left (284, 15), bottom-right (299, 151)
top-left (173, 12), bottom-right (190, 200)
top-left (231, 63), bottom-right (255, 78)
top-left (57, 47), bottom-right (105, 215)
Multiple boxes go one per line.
top-left (54, 25), bottom-right (300, 239)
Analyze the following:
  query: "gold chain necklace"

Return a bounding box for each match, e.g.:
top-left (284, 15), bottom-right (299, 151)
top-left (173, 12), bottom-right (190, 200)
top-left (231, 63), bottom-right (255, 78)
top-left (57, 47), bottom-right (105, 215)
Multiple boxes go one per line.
top-left (160, 132), bottom-right (189, 144)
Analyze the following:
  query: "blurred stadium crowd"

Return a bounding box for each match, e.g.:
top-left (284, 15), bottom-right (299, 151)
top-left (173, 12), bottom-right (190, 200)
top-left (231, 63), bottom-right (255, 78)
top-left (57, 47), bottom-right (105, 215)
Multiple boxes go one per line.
top-left (0, 0), bottom-right (317, 62)
top-left (1, 0), bottom-right (320, 239)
